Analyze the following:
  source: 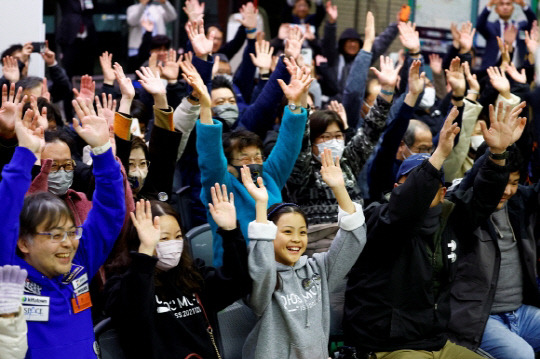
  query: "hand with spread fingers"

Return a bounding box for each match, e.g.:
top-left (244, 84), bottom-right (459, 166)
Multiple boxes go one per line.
top-left (487, 66), bottom-right (511, 99)
top-left (72, 97), bottom-right (110, 148)
top-left (132, 200), bottom-right (161, 256)
top-left (95, 93), bottom-right (117, 126)
top-left (0, 83), bottom-right (26, 138)
top-left (15, 108), bottom-right (44, 155)
top-left (183, 0), bottom-right (205, 22)
top-left (250, 39), bottom-right (274, 74)
top-left (278, 57), bottom-right (314, 107)
top-left (398, 21), bottom-right (420, 54)
top-left (73, 75), bottom-right (96, 103)
top-left (159, 49), bottom-right (183, 82)
top-left (239, 2), bottom-right (258, 32)
top-left (328, 100), bottom-right (348, 129)
top-left (428, 53), bottom-right (443, 75)
top-left (186, 20), bottom-right (215, 59)
top-left (370, 55), bottom-right (400, 99)
top-left (100, 51), bottom-right (115, 86)
top-left (2, 56), bottom-right (20, 83)
top-left (481, 101), bottom-right (526, 156)
top-left (113, 62), bottom-right (136, 114)
top-left (326, 1), bottom-right (338, 24)
top-left (208, 183), bottom-right (237, 230)
top-left (284, 25), bottom-right (305, 60)
top-left (430, 106), bottom-right (461, 168)
top-left (505, 62), bottom-right (527, 84)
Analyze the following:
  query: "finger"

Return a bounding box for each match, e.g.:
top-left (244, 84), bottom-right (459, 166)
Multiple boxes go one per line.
top-left (129, 211), bottom-right (138, 227)
top-left (215, 182), bottom-right (223, 202)
top-left (72, 99), bottom-right (85, 120)
top-left (145, 200), bottom-right (152, 220)
top-left (221, 183), bottom-right (229, 202)
top-left (210, 185), bottom-right (218, 205)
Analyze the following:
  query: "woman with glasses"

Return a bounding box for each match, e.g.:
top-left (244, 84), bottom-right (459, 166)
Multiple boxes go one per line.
top-left (240, 150), bottom-right (366, 359)
top-left (104, 185), bottom-right (250, 359)
top-left (0, 98), bottom-right (126, 359)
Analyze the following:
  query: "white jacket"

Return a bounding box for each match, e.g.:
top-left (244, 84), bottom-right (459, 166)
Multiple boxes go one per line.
top-left (127, 2), bottom-right (177, 49)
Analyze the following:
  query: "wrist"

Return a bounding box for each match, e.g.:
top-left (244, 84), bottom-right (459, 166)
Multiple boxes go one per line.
top-left (91, 141), bottom-right (112, 153)
top-left (103, 79), bottom-right (114, 86)
top-left (153, 93), bottom-right (168, 109)
top-left (138, 245), bottom-right (156, 256)
top-left (489, 148), bottom-right (507, 156)
top-left (380, 86), bottom-right (395, 95)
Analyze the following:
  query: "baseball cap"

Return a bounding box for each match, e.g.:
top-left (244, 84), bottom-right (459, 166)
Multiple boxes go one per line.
top-left (396, 153), bottom-right (445, 184)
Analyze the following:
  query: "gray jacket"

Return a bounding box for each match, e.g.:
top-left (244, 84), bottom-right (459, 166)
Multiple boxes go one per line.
top-left (242, 203), bottom-right (366, 359)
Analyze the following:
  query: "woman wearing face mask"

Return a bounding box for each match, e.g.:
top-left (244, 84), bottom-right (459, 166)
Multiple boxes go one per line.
top-left (286, 95), bottom-right (391, 255)
top-left (104, 184), bottom-right (250, 359)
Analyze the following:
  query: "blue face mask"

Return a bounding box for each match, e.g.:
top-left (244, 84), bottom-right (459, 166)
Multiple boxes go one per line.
top-left (233, 163), bottom-right (263, 183)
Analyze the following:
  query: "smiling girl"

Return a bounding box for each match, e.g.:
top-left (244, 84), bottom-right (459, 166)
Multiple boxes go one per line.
top-left (241, 148), bottom-right (367, 359)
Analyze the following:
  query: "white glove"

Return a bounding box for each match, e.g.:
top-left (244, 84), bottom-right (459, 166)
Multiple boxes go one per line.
top-left (0, 265), bottom-right (28, 315)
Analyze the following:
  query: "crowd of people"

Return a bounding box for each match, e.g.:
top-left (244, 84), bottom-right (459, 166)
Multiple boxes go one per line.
top-left (1, 0), bottom-right (540, 358)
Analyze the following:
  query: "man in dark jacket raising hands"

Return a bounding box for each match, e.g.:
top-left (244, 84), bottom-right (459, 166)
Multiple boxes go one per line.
top-left (343, 101), bottom-right (526, 359)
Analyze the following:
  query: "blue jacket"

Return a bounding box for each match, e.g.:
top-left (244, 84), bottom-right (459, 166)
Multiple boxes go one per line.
top-left (0, 146), bottom-right (125, 359)
top-left (197, 107), bottom-right (307, 266)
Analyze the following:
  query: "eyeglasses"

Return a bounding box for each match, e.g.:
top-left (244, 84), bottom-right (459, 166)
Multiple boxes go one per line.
top-left (317, 131), bottom-right (344, 143)
top-left (232, 155), bottom-right (265, 165)
top-left (406, 144), bottom-right (433, 154)
top-left (37, 227), bottom-right (83, 243)
top-left (129, 160), bottom-right (150, 172)
top-left (50, 160), bottom-right (76, 173)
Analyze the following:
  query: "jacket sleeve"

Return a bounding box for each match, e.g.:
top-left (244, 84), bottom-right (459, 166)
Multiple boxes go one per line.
top-left (342, 50), bottom-right (373, 130)
top-left (198, 227), bottom-right (251, 313)
top-left (449, 155), bottom-right (509, 233)
top-left (77, 148), bottom-right (126, 278)
top-left (236, 57), bottom-right (290, 138)
top-left (127, 4), bottom-right (145, 26)
top-left (286, 118), bottom-right (315, 193)
top-left (476, 7), bottom-right (492, 39)
top-left (321, 22), bottom-right (338, 66)
top-left (0, 147), bottom-right (36, 265)
top-left (173, 97), bottom-right (200, 159)
top-left (196, 120), bottom-right (231, 209)
top-left (316, 203), bottom-right (367, 292)
top-left (161, 1), bottom-right (177, 23)
top-left (247, 221), bottom-right (278, 316)
top-left (343, 96), bottom-right (390, 176)
top-left (220, 25), bottom-right (247, 60)
top-left (371, 23), bottom-right (399, 61)
top-left (141, 106), bottom-right (182, 201)
top-left (47, 64), bottom-right (72, 101)
top-left (233, 39), bottom-right (257, 104)
top-left (104, 253), bottom-right (158, 359)
top-left (0, 306), bottom-right (27, 359)
top-left (367, 94), bottom-right (411, 201)
top-left (263, 107), bottom-right (308, 189)
top-left (443, 99), bottom-right (483, 182)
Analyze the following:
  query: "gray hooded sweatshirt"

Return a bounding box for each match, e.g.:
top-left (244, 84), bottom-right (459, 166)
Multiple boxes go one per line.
top-left (242, 203), bottom-right (367, 359)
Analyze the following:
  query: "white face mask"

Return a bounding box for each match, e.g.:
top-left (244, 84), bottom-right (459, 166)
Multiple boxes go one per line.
top-left (419, 87), bottom-right (436, 109)
top-left (155, 239), bottom-right (183, 271)
top-left (48, 169), bottom-right (74, 196)
top-left (128, 167), bottom-right (148, 193)
top-left (315, 139), bottom-right (345, 161)
top-left (470, 135), bottom-right (484, 151)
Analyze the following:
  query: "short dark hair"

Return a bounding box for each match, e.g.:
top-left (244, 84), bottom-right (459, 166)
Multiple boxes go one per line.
top-left (150, 35), bottom-right (171, 50)
top-left (295, 0), bottom-right (312, 7)
top-left (223, 130), bottom-right (263, 163)
top-left (1, 44), bottom-right (22, 60)
top-left (130, 99), bottom-right (150, 128)
top-left (212, 75), bottom-right (234, 92)
top-left (22, 98), bottom-right (64, 130)
top-left (267, 203), bottom-right (308, 228)
top-left (16, 76), bottom-right (43, 91)
top-left (402, 119), bottom-right (430, 147)
top-left (130, 136), bottom-right (149, 160)
top-left (19, 192), bottom-right (76, 241)
top-left (44, 130), bottom-right (75, 154)
top-left (309, 110), bottom-right (345, 144)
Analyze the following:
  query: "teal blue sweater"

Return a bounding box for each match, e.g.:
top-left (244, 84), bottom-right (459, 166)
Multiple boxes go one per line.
top-left (197, 106), bottom-right (307, 266)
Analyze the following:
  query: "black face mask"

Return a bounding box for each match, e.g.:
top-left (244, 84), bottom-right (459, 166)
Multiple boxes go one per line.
top-left (233, 163), bottom-right (263, 183)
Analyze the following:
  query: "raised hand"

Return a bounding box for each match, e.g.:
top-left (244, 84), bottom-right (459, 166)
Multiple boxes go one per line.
top-left (99, 51), bottom-right (115, 85)
top-left (487, 66), bottom-right (511, 98)
top-left (239, 2), bottom-right (258, 30)
top-left (525, 21), bottom-right (539, 55)
top-left (505, 62), bottom-right (527, 84)
top-left (186, 20), bottom-right (215, 59)
top-left (0, 84), bottom-right (25, 138)
top-left (497, 36), bottom-right (511, 71)
top-left (481, 101), bottom-right (526, 154)
top-left (458, 22), bottom-right (475, 54)
top-left (73, 75), bottom-right (95, 103)
top-left (2, 56), bottom-right (20, 83)
top-left (363, 11), bottom-right (375, 51)
top-left (249, 39), bottom-right (274, 73)
top-left (183, 0), bottom-right (205, 22)
top-left (432, 106), bottom-right (460, 162)
top-left (503, 23), bottom-right (518, 49)
top-left (320, 148), bottom-right (344, 189)
top-left (371, 55), bottom-right (400, 93)
top-left (136, 66), bottom-right (166, 95)
top-left (398, 22), bottom-right (420, 53)
top-left (41, 78), bottom-right (51, 101)
top-left (15, 109), bottom-right (44, 154)
top-left (445, 57), bottom-right (466, 96)
top-left (208, 183), bottom-right (237, 230)
top-left (95, 93), bottom-right (117, 126)
top-left (72, 97), bottom-right (110, 148)
top-left (131, 200), bottom-right (161, 256)
top-left (278, 57), bottom-right (313, 105)
top-left (463, 61), bottom-right (479, 92)
top-left (407, 59), bottom-right (426, 96)
top-left (326, 1), bottom-right (338, 24)
top-left (240, 165), bottom-right (268, 203)
top-left (159, 49), bottom-right (183, 82)
top-left (428, 53), bottom-right (443, 75)
top-left (180, 59), bottom-right (210, 107)
top-left (284, 25), bottom-right (305, 60)
top-left (29, 96), bottom-right (49, 130)
top-left (450, 22), bottom-right (460, 49)
top-left (328, 100), bottom-right (348, 129)
top-left (41, 41), bottom-right (57, 67)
